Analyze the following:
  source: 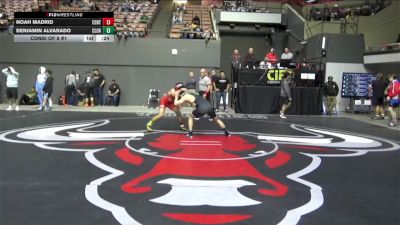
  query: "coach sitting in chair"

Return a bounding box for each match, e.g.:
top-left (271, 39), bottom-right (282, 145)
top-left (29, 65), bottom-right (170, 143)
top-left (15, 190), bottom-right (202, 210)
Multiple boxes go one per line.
top-left (105, 79), bottom-right (121, 106)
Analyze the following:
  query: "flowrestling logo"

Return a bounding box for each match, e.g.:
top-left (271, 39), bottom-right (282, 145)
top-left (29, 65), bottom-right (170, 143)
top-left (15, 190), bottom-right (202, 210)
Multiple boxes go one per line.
top-left (0, 119), bottom-right (398, 225)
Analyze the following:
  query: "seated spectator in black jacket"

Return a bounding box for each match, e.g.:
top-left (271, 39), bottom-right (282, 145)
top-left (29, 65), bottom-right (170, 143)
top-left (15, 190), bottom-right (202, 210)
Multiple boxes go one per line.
top-left (192, 15), bottom-right (200, 26)
top-left (19, 87), bottom-right (37, 105)
top-left (105, 79), bottom-right (121, 106)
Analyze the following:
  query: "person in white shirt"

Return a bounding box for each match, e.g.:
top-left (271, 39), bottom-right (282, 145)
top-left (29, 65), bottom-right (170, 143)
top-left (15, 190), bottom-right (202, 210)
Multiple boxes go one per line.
top-left (198, 68), bottom-right (212, 102)
top-left (36, 66), bottom-right (47, 110)
top-left (2, 66), bottom-right (20, 111)
top-left (281, 47), bottom-right (293, 60)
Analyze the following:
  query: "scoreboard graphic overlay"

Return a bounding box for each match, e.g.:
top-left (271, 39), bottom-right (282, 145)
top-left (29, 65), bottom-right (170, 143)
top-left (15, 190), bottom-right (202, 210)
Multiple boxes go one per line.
top-left (13, 12), bottom-right (115, 42)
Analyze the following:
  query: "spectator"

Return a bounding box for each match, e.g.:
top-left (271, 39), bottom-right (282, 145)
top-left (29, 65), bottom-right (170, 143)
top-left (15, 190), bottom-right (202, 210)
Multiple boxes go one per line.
top-left (231, 49), bottom-right (242, 69)
top-left (210, 70), bottom-right (219, 109)
top-left (281, 47), bottom-right (294, 61)
top-left (214, 71), bottom-right (230, 113)
top-left (231, 49), bottom-right (242, 83)
top-left (8, 22), bottom-right (14, 35)
top-left (87, 0), bottom-right (96, 11)
top-left (184, 71), bottom-right (197, 94)
top-left (192, 26), bottom-right (203, 39)
top-left (181, 22), bottom-right (191, 39)
top-left (244, 48), bottom-right (258, 69)
top-left (36, 66), bottom-right (47, 110)
top-left (84, 70), bottom-right (95, 107)
top-left (177, 3), bottom-right (185, 12)
top-left (172, 11), bottom-right (182, 24)
top-left (323, 76), bottom-right (339, 115)
top-left (92, 68), bottom-right (105, 106)
top-left (386, 74), bottom-right (400, 127)
top-left (198, 68), bottom-right (212, 102)
top-left (280, 72), bottom-right (293, 119)
top-left (105, 79), bottom-right (121, 106)
top-left (192, 14), bottom-right (200, 26)
top-left (42, 69), bottom-right (54, 111)
top-left (370, 73), bottom-right (386, 119)
top-left (65, 71), bottom-right (77, 106)
top-left (2, 66), bottom-right (20, 111)
top-left (265, 48), bottom-right (278, 68)
top-left (75, 83), bottom-right (86, 106)
top-left (19, 87), bottom-right (37, 105)
top-left (203, 29), bottom-right (214, 44)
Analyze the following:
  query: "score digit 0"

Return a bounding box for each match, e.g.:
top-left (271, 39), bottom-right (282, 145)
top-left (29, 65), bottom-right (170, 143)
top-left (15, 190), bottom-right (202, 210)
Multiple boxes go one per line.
top-left (102, 18), bottom-right (114, 26)
top-left (103, 26), bottom-right (115, 35)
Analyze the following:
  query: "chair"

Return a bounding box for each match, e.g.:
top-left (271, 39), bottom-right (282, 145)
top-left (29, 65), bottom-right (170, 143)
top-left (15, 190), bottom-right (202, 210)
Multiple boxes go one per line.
top-left (148, 89), bottom-right (160, 108)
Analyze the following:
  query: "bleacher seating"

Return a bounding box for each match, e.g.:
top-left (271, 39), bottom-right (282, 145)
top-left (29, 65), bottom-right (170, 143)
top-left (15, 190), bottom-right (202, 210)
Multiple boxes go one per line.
top-left (307, 0), bottom-right (390, 21)
top-left (169, 5), bottom-right (213, 39)
top-left (97, 1), bottom-right (159, 39)
top-left (289, 0), bottom-right (344, 7)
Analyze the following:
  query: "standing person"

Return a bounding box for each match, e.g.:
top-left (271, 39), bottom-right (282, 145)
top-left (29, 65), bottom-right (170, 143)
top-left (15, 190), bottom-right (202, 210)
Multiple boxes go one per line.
top-left (386, 74), bottom-right (400, 127)
top-left (2, 66), bottom-right (20, 111)
top-left (231, 49), bottom-right (242, 84)
top-left (65, 71), bottom-right (76, 106)
top-left (173, 89), bottom-right (230, 138)
top-left (42, 69), bottom-right (54, 111)
top-left (210, 69), bottom-right (219, 109)
top-left (198, 68), bottom-right (212, 102)
top-left (323, 76), bottom-right (339, 116)
top-left (214, 71), bottom-right (230, 112)
top-left (146, 85), bottom-right (186, 132)
top-left (84, 70), bottom-right (95, 107)
top-left (92, 68), bottom-right (105, 106)
top-left (36, 66), bottom-right (47, 110)
top-left (280, 72), bottom-right (292, 119)
top-left (370, 73), bottom-right (387, 119)
top-left (184, 71), bottom-right (197, 94)
top-left (243, 48), bottom-right (258, 69)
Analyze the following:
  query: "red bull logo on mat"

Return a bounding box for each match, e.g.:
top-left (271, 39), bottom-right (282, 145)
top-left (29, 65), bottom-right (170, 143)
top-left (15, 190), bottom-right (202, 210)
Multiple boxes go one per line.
top-left (1, 119), bottom-right (398, 225)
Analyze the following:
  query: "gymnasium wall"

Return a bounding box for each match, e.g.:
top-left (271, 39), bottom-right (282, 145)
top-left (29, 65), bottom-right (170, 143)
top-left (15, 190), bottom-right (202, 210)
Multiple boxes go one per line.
top-left (0, 34), bottom-right (221, 105)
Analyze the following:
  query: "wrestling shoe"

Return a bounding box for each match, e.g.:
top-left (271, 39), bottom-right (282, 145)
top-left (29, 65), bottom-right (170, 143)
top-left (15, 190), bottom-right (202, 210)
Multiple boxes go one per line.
top-left (389, 122), bottom-right (397, 127)
top-left (186, 131), bottom-right (193, 138)
top-left (179, 125), bottom-right (187, 131)
top-left (371, 115), bottom-right (380, 120)
top-left (146, 122), bottom-right (153, 132)
top-left (15, 106), bottom-right (20, 111)
top-left (224, 130), bottom-right (231, 137)
top-left (280, 114), bottom-right (287, 119)
top-left (6, 105), bottom-right (12, 111)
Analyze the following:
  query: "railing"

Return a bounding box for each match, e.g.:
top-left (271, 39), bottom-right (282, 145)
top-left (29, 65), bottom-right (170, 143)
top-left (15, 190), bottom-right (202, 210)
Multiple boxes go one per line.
top-left (364, 43), bottom-right (400, 54)
top-left (210, 7), bottom-right (220, 40)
